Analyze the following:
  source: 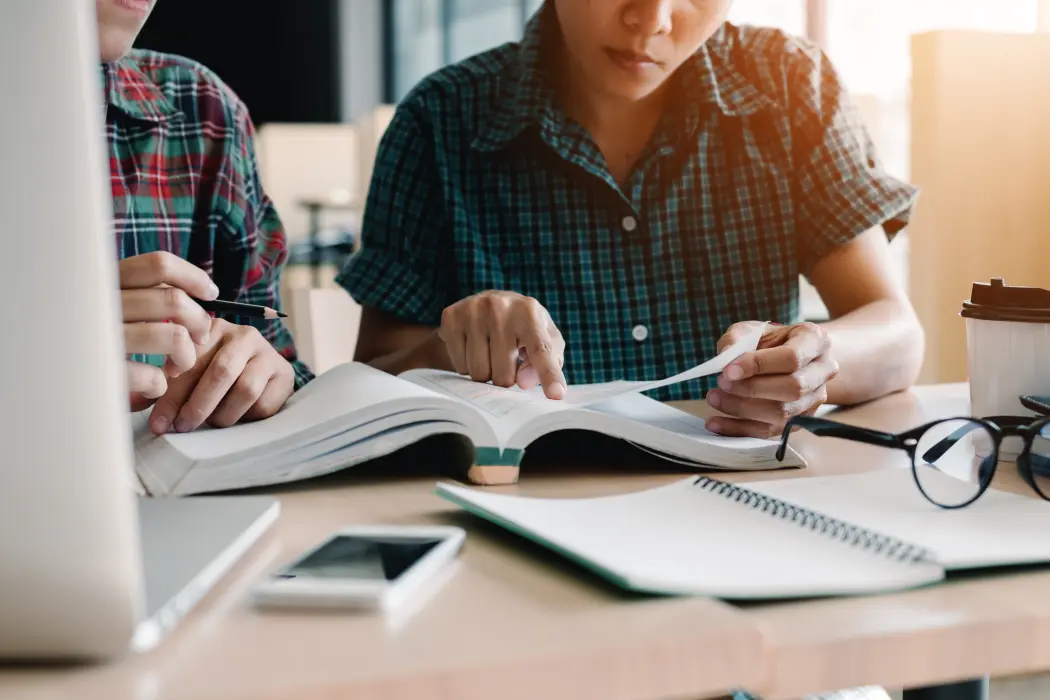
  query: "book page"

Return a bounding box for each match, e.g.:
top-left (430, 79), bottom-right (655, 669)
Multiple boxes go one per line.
top-left (400, 322), bottom-right (764, 422)
top-left (549, 323), bottom-right (765, 406)
top-left (588, 394), bottom-right (804, 466)
top-left (399, 370), bottom-right (576, 445)
top-left (152, 362), bottom-right (447, 461)
top-left (496, 392), bottom-right (805, 468)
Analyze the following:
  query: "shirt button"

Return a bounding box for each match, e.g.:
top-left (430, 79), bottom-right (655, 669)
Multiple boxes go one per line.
top-left (631, 324), bottom-right (649, 342)
top-left (621, 215), bottom-right (638, 232)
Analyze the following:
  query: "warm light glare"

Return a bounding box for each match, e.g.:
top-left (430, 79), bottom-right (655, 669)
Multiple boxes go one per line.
top-left (727, 0), bottom-right (806, 35)
top-left (827, 0), bottom-right (1040, 98)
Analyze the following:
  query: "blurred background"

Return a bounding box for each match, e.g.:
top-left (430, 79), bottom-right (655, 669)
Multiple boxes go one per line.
top-left (135, 0), bottom-right (1050, 386)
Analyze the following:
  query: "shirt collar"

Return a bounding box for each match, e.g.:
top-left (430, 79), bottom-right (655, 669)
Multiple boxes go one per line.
top-left (472, 17), bottom-right (779, 153)
top-left (471, 8), bottom-right (555, 152)
top-left (675, 24), bottom-right (780, 126)
top-left (102, 55), bottom-right (180, 124)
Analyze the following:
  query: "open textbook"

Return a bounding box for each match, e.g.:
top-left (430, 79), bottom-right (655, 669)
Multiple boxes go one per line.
top-left (133, 324), bottom-right (805, 496)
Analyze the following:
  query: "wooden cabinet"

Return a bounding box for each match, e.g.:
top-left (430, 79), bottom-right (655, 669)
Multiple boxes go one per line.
top-left (908, 30), bottom-right (1050, 383)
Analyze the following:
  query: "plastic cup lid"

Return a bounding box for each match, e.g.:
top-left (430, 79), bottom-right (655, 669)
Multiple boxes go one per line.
top-left (961, 278), bottom-right (1050, 323)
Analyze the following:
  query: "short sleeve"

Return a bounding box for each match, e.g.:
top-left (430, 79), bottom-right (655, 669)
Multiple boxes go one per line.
top-left (336, 105), bottom-right (452, 327)
top-left (791, 46), bottom-right (920, 276)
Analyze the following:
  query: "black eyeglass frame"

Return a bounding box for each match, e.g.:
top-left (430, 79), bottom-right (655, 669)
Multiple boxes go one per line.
top-left (775, 414), bottom-right (1050, 509)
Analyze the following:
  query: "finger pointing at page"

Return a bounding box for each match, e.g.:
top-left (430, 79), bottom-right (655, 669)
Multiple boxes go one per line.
top-left (516, 314), bottom-right (566, 399)
top-left (438, 291), bottom-right (568, 399)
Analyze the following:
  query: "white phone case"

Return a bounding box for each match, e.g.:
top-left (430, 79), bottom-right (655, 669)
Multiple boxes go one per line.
top-left (251, 525), bottom-right (466, 613)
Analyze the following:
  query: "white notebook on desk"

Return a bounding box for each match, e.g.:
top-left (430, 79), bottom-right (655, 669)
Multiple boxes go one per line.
top-left (436, 468), bottom-right (1050, 600)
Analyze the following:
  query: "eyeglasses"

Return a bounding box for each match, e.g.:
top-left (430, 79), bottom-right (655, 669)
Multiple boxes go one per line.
top-left (775, 413), bottom-right (1050, 509)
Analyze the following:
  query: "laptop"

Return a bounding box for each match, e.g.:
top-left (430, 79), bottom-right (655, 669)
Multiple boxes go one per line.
top-left (0, 0), bottom-right (278, 660)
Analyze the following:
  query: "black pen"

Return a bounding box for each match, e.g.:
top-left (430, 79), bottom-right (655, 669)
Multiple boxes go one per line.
top-left (194, 298), bottom-right (287, 319)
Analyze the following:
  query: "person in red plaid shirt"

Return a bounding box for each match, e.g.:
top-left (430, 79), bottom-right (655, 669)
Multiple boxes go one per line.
top-left (96, 0), bottom-right (313, 435)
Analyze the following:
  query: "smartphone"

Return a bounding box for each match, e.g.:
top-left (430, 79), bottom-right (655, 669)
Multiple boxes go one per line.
top-left (252, 525), bottom-right (465, 613)
top-left (1021, 396), bottom-right (1050, 417)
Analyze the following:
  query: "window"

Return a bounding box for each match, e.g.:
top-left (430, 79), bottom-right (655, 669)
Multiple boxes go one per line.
top-left (386, 0), bottom-right (537, 100)
top-left (388, 0), bottom-right (444, 101)
top-left (449, 0), bottom-right (523, 63)
top-left (824, 0), bottom-right (1040, 179)
top-left (727, 0), bottom-right (806, 35)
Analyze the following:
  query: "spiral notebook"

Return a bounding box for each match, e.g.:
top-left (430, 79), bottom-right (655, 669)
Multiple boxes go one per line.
top-left (436, 468), bottom-right (1050, 599)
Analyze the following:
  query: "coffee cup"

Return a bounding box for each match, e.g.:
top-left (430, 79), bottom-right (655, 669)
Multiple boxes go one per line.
top-left (961, 278), bottom-right (1050, 459)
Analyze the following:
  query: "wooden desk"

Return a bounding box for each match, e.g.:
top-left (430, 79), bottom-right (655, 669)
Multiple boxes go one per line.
top-left (713, 385), bottom-right (1050, 700)
top-left (0, 472), bottom-right (764, 698)
top-left (3, 384), bottom-right (1048, 700)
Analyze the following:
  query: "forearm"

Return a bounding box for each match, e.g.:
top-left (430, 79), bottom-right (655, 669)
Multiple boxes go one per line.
top-left (363, 329), bottom-right (455, 376)
top-left (820, 298), bottom-right (925, 406)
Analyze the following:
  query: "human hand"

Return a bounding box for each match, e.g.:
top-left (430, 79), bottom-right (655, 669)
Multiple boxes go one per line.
top-left (120, 252), bottom-right (219, 412)
top-left (705, 321), bottom-right (839, 438)
top-left (147, 317), bottom-right (295, 434)
top-left (438, 291), bottom-right (567, 399)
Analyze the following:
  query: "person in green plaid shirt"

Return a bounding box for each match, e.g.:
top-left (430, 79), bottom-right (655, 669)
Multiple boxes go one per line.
top-left (341, 0), bottom-right (924, 449)
top-left (96, 0), bottom-right (312, 436)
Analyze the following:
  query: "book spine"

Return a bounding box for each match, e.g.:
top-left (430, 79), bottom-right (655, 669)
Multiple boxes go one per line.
top-left (692, 476), bottom-right (933, 565)
top-left (473, 447), bottom-right (524, 467)
top-left (466, 447), bottom-right (524, 486)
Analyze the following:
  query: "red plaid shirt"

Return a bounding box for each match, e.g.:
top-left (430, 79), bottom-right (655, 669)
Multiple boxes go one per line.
top-left (103, 50), bottom-right (313, 388)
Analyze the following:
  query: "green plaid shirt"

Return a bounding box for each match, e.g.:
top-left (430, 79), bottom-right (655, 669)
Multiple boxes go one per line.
top-left (104, 51), bottom-right (313, 389)
top-left (339, 12), bottom-right (917, 401)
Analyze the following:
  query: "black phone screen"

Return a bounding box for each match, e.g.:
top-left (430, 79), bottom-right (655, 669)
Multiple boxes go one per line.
top-left (280, 535), bottom-right (444, 582)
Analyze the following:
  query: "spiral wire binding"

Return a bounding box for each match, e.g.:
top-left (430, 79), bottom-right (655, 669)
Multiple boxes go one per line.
top-left (693, 476), bottom-right (933, 564)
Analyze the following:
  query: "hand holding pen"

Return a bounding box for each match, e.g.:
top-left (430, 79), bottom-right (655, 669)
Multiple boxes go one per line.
top-left (119, 252), bottom-right (286, 412)
top-left (193, 298), bottom-right (287, 320)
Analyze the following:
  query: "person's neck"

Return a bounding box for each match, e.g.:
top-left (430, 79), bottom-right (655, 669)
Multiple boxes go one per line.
top-left (555, 57), bottom-right (669, 186)
top-left (564, 84), bottom-right (665, 139)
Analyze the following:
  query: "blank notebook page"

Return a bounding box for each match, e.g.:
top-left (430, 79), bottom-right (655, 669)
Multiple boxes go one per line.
top-left (746, 468), bottom-right (1050, 570)
top-left (437, 478), bottom-right (943, 600)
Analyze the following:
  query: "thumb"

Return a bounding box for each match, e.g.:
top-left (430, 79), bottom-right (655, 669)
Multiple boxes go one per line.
top-left (717, 321), bottom-right (767, 354)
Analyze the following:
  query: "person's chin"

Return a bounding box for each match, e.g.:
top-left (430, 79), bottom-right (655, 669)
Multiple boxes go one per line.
top-left (601, 78), bottom-right (665, 103)
top-left (98, 30), bottom-right (136, 62)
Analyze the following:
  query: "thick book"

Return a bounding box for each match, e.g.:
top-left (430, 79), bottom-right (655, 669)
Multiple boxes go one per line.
top-left (436, 468), bottom-right (1050, 599)
top-left (133, 325), bottom-right (805, 496)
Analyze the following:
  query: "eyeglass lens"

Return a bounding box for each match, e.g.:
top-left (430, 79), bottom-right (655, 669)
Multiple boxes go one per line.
top-left (1024, 421), bottom-right (1050, 499)
top-left (913, 419), bottom-right (997, 507)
